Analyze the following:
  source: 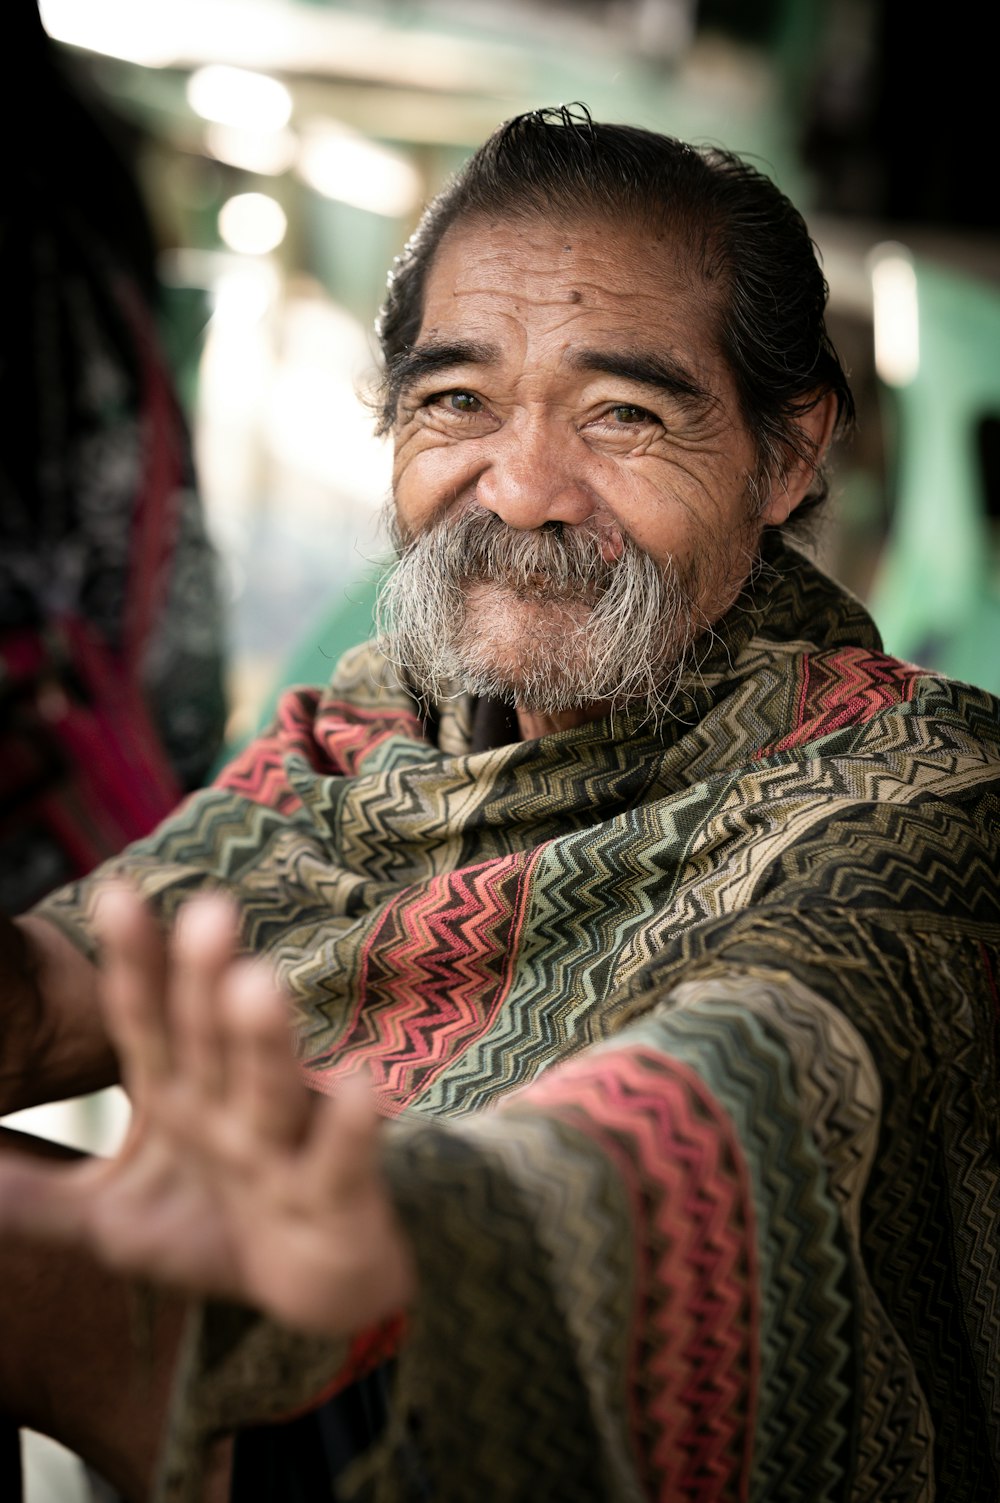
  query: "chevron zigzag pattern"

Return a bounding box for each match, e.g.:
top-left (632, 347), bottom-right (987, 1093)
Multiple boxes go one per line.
top-left (40, 535), bottom-right (1000, 1503)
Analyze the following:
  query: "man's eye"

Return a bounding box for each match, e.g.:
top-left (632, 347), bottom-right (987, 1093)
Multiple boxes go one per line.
top-left (608, 403), bottom-right (656, 425)
top-left (427, 390), bottom-right (482, 415)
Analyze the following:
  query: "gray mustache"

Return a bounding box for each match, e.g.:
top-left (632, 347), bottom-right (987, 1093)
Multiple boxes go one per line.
top-left (378, 497), bottom-right (706, 721)
top-left (398, 508), bottom-right (620, 598)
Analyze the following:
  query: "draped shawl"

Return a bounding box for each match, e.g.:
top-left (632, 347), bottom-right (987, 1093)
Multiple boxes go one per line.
top-left (39, 538), bottom-right (1000, 1502)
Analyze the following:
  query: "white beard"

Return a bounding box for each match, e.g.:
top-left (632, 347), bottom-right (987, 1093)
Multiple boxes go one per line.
top-left (375, 503), bottom-right (750, 719)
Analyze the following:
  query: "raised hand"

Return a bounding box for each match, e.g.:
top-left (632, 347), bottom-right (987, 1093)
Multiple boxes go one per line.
top-left (0, 887), bottom-right (414, 1337)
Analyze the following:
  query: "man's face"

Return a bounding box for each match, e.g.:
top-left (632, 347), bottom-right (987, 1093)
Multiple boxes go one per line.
top-left (385, 213), bottom-right (771, 717)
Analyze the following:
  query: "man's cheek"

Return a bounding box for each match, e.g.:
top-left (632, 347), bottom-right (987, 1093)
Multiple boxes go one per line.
top-left (394, 446), bottom-right (472, 523)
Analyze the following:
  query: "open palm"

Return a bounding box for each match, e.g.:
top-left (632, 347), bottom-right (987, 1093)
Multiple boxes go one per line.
top-left (0, 888), bottom-right (414, 1337)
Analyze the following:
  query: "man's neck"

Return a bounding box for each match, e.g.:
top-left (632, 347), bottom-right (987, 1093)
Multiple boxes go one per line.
top-left (515, 702), bottom-right (612, 741)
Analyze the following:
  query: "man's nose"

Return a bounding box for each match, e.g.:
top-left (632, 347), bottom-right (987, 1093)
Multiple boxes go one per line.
top-left (474, 419), bottom-right (595, 530)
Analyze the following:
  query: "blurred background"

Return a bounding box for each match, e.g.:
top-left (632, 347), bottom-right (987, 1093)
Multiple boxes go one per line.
top-left (3, 1), bottom-right (999, 1493)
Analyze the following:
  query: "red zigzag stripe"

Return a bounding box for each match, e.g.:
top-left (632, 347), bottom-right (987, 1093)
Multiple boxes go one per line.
top-left (760, 648), bottom-right (922, 757)
top-left (217, 691), bottom-right (425, 813)
top-left (305, 847), bottom-right (540, 1110)
top-left (519, 1046), bottom-right (759, 1503)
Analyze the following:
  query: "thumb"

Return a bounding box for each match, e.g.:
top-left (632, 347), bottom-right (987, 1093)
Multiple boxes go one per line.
top-left (309, 1068), bottom-right (381, 1193)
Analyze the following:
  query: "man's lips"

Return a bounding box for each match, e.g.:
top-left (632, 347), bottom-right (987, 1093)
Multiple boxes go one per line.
top-left (463, 573), bottom-right (600, 604)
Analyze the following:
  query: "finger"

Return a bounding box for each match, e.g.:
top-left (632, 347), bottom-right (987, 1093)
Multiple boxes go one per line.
top-left (306, 1069), bottom-right (381, 1196)
top-left (220, 961), bottom-right (312, 1149)
top-left (92, 883), bottom-right (172, 1096)
top-left (169, 893), bottom-right (241, 1098)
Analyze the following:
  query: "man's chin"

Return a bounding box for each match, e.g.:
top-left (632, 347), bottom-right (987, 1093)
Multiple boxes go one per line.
top-left (463, 581), bottom-right (594, 633)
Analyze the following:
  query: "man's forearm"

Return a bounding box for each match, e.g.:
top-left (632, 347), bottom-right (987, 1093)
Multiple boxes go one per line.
top-left (0, 912), bottom-right (117, 1113)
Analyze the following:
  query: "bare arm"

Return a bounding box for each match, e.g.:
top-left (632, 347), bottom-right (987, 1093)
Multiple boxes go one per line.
top-left (0, 911), bottom-right (118, 1114)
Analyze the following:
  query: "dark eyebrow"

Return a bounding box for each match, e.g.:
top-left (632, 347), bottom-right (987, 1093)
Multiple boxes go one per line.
top-left (388, 339), bottom-right (500, 411)
top-left (568, 348), bottom-right (713, 408)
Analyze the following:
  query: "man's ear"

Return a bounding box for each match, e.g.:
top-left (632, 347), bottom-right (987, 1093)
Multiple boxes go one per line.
top-left (759, 391), bottom-right (840, 526)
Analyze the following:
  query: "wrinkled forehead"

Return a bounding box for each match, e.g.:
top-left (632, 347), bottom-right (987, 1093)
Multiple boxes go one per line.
top-left (421, 208), bottom-right (720, 327)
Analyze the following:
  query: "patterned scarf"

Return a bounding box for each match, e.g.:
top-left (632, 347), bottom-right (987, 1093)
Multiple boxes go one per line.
top-left (40, 536), bottom-right (1000, 1502)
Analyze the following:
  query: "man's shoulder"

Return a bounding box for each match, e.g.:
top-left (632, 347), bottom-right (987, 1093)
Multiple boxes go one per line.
top-left (746, 538), bottom-right (999, 753)
top-left (759, 643), bottom-right (998, 761)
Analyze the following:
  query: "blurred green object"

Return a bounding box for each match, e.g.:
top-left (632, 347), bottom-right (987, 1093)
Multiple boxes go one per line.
top-left (214, 569), bottom-right (383, 776)
top-left (257, 570), bottom-right (382, 727)
top-left (867, 247), bottom-right (1000, 692)
top-left (156, 281), bottom-right (213, 420)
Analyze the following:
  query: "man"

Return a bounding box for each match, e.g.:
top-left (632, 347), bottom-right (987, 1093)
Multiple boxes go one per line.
top-left (1, 105), bottom-right (998, 1503)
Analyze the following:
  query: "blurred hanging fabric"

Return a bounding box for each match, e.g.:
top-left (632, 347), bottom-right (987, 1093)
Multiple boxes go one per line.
top-left (0, 4), bottom-right (228, 914)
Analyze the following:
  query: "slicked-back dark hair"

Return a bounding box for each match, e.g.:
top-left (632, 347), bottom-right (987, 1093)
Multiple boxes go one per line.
top-left (376, 103), bottom-right (854, 516)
